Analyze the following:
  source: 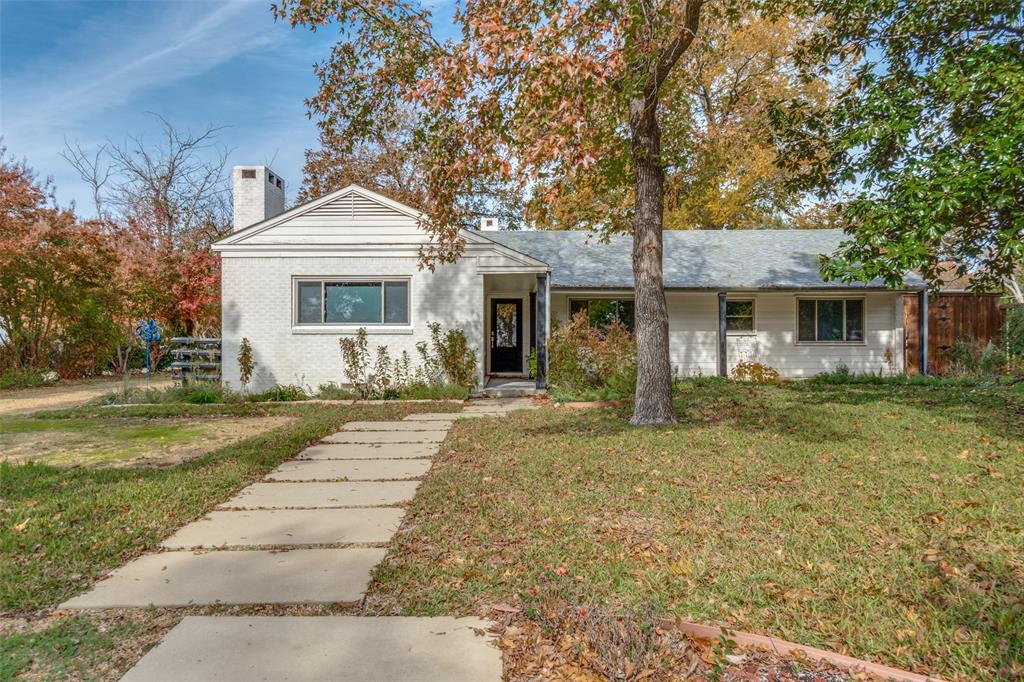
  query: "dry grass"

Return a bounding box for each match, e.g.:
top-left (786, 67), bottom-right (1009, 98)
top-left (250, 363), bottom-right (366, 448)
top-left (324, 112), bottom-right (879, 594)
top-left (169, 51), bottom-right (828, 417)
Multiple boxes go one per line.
top-left (367, 380), bottom-right (1024, 680)
top-left (0, 415), bottom-right (294, 467)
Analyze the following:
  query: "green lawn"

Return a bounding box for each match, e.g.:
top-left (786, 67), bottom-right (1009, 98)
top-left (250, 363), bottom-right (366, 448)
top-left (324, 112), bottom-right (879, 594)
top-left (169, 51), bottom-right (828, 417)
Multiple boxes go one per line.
top-left (0, 401), bottom-right (459, 613)
top-left (0, 616), bottom-right (141, 681)
top-left (367, 380), bottom-right (1024, 680)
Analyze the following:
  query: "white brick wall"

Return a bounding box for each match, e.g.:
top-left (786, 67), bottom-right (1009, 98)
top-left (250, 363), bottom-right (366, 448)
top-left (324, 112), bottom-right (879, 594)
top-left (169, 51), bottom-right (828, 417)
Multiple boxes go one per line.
top-left (221, 255), bottom-right (485, 391)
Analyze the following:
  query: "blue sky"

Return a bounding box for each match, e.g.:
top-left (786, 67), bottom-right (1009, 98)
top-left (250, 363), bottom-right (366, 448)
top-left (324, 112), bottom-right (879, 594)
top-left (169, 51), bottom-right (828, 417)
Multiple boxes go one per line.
top-left (1, 0), bottom-right (350, 215)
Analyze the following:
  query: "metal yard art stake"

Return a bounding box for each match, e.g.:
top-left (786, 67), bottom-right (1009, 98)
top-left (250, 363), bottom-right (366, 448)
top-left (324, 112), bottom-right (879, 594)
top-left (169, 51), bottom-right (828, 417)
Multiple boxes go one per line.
top-left (134, 319), bottom-right (163, 386)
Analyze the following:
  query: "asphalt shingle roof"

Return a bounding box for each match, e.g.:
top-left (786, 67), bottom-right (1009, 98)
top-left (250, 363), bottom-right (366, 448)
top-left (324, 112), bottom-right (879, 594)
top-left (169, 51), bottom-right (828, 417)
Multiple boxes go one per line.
top-left (483, 229), bottom-right (924, 290)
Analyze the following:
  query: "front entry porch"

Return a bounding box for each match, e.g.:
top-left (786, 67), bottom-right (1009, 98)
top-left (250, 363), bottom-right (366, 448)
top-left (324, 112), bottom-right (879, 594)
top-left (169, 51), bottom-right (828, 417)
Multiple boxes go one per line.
top-left (481, 272), bottom-right (549, 391)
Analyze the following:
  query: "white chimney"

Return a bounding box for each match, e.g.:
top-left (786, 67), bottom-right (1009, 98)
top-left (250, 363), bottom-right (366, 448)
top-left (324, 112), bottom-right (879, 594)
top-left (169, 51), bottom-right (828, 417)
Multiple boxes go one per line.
top-left (232, 165), bottom-right (285, 231)
top-left (478, 216), bottom-right (500, 231)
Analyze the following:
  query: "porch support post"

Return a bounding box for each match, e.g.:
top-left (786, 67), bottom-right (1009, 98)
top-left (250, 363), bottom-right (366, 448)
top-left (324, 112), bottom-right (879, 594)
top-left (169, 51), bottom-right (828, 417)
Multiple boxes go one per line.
top-left (717, 292), bottom-right (728, 377)
top-left (919, 289), bottom-right (929, 376)
top-left (536, 274), bottom-right (548, 389)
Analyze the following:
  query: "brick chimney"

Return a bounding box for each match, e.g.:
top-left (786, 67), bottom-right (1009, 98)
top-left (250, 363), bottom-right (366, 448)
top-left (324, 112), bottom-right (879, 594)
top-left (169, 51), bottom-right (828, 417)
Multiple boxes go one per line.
top-left (232, 165), bottom-right (285, 231)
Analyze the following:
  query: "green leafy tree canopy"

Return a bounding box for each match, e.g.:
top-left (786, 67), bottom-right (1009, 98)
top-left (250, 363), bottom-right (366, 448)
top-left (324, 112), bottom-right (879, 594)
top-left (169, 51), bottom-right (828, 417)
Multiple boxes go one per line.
top-left (772, 0), bottom-right (1023, 289)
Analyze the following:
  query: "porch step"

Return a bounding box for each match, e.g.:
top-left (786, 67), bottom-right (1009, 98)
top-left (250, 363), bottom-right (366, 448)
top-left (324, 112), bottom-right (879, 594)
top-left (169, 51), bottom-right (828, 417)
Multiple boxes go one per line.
top-left (472, 378), bottom-right (544, 398)
top-left (471, 387), bottom-right (541, 398)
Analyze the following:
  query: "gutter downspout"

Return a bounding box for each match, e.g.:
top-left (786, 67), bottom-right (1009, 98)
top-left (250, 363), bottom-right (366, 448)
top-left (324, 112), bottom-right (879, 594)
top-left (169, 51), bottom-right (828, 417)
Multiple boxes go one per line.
top-left (535, 273), bottom-right (549, 389)
top-left (718, 292), bottom-right (728, 377)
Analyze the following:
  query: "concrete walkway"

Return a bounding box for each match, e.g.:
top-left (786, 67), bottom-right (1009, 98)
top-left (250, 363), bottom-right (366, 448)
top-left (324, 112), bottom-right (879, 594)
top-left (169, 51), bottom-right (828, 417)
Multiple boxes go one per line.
top-left (64, 397), bottom-right (535, 681)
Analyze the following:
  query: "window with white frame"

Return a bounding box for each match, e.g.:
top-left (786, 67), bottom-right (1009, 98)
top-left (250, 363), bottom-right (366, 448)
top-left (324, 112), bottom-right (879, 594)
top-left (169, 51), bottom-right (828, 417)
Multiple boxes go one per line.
top-left (797, 298), bottom-right (864, 342)
top-left (725, 300), bottom-right (755, 332)
top-left (569, 298), bottom-right (635, 330)
top-left (295, 279), bottom-right (410, 325)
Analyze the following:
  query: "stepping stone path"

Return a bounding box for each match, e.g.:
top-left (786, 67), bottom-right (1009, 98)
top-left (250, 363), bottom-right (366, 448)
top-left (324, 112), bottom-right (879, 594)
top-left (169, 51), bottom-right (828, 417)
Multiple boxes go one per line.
top-left (120, 616), bottom-right (502, 682)
top-left (63, 397), bottom-right (536, 681)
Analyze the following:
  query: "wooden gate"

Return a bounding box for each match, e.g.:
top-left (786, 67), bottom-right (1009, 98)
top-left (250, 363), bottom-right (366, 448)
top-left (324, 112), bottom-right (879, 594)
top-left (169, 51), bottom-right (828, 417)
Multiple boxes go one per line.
top-left (904, 293), bottom-right (1005, 374)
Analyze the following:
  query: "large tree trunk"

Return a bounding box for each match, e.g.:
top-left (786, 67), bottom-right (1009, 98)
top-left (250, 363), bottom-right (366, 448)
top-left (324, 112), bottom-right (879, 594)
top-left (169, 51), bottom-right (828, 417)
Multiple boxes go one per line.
top-left (629, 99), bottom-right (676, 425)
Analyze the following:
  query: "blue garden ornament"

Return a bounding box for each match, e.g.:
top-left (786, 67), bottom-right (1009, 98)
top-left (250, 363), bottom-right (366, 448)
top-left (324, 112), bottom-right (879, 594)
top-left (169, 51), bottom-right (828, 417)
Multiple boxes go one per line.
top-left (134, 319), bottom-right (163, 385)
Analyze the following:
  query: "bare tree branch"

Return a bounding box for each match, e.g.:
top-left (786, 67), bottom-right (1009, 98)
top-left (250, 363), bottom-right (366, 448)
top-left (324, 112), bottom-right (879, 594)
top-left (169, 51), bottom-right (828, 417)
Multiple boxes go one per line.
top-left (65, 114), bottom-right (232, 249)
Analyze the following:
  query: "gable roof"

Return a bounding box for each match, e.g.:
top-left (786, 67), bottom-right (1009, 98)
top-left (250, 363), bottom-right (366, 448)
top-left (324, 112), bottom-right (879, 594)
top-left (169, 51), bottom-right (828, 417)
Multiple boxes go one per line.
top-left (483, 229), bottom-right (926, 290)
top-left (211, 184), bottom-right (548, 270)
top-left (214, 184), bottom-right (424, 247)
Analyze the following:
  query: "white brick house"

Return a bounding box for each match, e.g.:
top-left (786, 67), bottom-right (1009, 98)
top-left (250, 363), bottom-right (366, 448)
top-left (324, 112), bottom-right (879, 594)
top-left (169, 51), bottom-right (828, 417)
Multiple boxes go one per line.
top-left (212, 166), bottom-right (927, 392)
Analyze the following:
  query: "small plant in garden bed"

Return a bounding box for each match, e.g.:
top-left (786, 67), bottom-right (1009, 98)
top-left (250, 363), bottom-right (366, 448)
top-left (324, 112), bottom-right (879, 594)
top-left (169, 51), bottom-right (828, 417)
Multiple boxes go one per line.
top-left (339, 323), bottom-right (477, 399)
top-left (730, 361), bottom-right (780, 384)
top-left (237, 337), bottom-right (256, 391)
top-left (945, 338), bottom-right (1008, 376)
top-left (316, 382), bottom-right (355, 400)
top-left (246, 384), bottom-right (308, 402)
top-left (398, 383), bottom-right (469, 400)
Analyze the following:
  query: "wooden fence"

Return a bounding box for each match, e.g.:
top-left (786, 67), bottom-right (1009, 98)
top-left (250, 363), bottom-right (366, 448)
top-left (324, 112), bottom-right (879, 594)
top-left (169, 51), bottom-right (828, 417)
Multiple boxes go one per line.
top-left (904, 293), bottom-right (1005, 374)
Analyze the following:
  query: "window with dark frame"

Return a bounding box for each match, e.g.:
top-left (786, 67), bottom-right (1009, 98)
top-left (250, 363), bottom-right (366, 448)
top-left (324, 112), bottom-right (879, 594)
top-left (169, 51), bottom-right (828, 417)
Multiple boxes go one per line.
top-left (797, 298), bottom-right (864, 342)
top-left (295, 280), bottom-right (409, 326)
top-left (725, 300), bottom-right (754, 332)
top-left (569, 299), bottom-right (635, 331)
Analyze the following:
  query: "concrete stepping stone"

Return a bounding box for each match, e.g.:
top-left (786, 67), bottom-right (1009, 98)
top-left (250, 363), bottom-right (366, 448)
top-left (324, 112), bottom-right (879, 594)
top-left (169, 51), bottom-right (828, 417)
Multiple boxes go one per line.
top-left (403, 413), bottom-right (462, 421)
top-left (297, 442), bottom-right (439, 460)
top-left (342, 420), bottom-right (453, 431)
top-left (61, 549), bottom-right (384, 608)
top-left (121, 616), bottom-right (501, 682)
top-left (266, 458), bottom-right (431, 481)
top-left (161, 508), bottom-right (406, 548)
top-left (323, 430), bottom-right (448, 444)
top-left (219, 481), bottom-right (420, 509)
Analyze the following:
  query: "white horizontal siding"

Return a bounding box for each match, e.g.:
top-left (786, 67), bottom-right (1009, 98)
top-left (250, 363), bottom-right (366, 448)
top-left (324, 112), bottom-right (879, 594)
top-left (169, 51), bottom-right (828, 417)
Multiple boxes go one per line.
top-left (243, 192), bottom-right (425, 244)
top-left (550, 290), bottom-right (904, 378)
top-left (728, 292), bottom-right (902, 376)
top-left (244, 219), bottom-right (426, 244)
top-left (221, 256), bottom-right (485, 391)
top-left (668, 294), bottom-right (720, 376)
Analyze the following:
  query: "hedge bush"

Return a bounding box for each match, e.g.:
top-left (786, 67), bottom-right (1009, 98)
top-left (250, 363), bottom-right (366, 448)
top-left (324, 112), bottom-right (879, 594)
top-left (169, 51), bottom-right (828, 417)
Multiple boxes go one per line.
top-left (548, 313), bottom-right (635, 400)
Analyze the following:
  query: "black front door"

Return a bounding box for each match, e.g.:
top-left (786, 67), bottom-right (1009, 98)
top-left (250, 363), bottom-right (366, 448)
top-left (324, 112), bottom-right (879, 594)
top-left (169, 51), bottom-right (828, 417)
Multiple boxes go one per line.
top-left (490, 298), bottom-right (523, 373)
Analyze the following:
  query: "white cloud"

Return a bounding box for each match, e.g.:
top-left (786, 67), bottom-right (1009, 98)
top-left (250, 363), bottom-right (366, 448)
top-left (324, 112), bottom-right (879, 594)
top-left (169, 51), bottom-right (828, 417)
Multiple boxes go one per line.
top-left (0, 0), bottom-right (312, 213)
top-left (3, 2), bottom-right (283, 141)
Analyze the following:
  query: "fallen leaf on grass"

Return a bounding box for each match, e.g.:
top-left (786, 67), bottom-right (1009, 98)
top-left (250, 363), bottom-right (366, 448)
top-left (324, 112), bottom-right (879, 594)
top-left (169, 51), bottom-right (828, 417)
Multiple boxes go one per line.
top-left (492, 603), bottom-right (521, 613)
